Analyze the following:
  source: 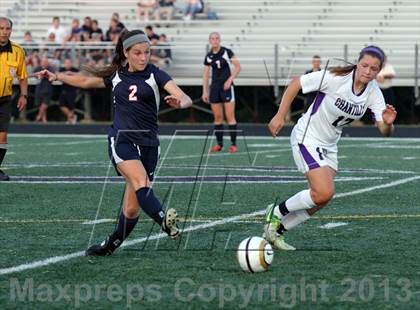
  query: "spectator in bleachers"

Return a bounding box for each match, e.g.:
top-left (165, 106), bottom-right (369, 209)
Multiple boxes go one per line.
top-left (81, 16), bottom-right (93, 41)
top-left (304, 55), bottom-right (322, 107)
top-left (25, 51), bottom-right (40, 74)
top-left (154, 0), bottom-right (176, 20)
top-left (33, 58), bottom-right (56, 123)
top-left (66, 18), bottom-right (82, 42)
top-left (145, 25), bottom-right (159, 43)
top-left (58, 58), bottom-right (79, 124)
top-left (105, 19), bottom-right (121, 43)
top-left (46, 32), bottom-right (56, 43)
top-left (150, 33), bottom-right (172, 67)
top-left (111, 13), bottom-right (126, 32)
top-left (90, 20), bottom-right (104, 42)
top-left (376, 58), bottom-right (396, 106)
top-left (136, 0), bottom-right (159, 22)
top-left (46, 16), bottom-right (67, 44)
top-left (23, 31), bottom-right (35, 43)
top-left (183, 0), bottom-right (203, 20)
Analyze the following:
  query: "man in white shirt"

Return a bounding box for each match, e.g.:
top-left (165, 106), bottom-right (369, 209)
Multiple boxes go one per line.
top-left (46, 16), bottom-right (67, 44)
top-left (376, 59), bottom-right (396, 105)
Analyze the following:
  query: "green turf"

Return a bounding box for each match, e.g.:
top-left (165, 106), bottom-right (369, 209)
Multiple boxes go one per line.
top-left (1, 135), bottom-right (419, 309)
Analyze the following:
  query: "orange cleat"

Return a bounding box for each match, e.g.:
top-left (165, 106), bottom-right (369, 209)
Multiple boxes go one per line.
top-left (229, 145), bottom-right (237, 153)
top-left (211, 145), bottom-right (223, 152)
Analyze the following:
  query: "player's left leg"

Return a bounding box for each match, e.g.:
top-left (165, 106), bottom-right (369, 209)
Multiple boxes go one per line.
top-left (224, 98), bottom-right (237, 153)
top-left (86, 183), bottom-right (140, 256)
top-left (265, 166), bottom-right (335, 250)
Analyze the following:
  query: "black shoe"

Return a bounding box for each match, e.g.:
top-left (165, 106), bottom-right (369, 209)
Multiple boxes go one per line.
top-left (85, 236), bottom-right (121, 256)
top-left (0, 170), bottom-right (9, 181)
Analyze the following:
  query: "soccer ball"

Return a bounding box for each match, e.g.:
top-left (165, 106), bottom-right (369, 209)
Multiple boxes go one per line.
top-left (237, 236), bottom-right (274, 273)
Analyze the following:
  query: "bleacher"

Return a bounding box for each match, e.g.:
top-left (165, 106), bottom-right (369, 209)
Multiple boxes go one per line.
top-left (1, 0), bottom-right (419, 86)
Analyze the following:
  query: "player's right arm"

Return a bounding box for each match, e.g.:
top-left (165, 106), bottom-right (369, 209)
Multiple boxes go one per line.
top-left (202, 65), bottom-right (210, 103)
top-left (268, 77), bottom-right (302, 137)
top-left (34, 69), bottom-right (105, 88)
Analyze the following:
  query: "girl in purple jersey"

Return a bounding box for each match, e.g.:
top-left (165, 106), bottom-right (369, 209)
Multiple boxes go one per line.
top-left (264, 46), bottom-right (397, 250)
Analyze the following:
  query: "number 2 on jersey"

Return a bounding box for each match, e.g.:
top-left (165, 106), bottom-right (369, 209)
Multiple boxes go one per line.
top-left (332, 116), bottom-right (354, 127)
top-left (128, 85), bottom-right (138, 101)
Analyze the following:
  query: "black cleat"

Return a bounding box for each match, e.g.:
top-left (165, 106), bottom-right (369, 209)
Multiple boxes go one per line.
top-left (0, 169), bottom-right (10, 181)
top-left (85, 236), bottom-right (121, 256)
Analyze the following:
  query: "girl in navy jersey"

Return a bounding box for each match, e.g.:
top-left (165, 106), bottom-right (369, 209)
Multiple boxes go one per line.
top-left (36, 30), bottom-right (192, 256)
top-left (264, 46), bottom-right (397, 250)
top-left (202, 32), bottom-right (241, 153)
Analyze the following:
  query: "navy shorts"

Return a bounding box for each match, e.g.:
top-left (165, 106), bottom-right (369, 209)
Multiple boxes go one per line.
top-left (108, 136), bottom-right (160, 181)
top-left (209, 84), bottom-right (235, 104)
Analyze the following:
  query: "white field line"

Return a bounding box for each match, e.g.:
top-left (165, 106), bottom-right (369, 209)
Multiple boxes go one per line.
top-left (319, 222), bottom-right (348, 229)
top-left (8, 134), bottom-right (420, 143)
top-left (1, 175), bottom-right (419, 276)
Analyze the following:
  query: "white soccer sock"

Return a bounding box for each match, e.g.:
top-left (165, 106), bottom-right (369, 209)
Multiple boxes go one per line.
top-left (282, 210), bottom-right (311, 230)
top-left (273, 204), bottom-right (282, 218)
top-left (285, 189), bottom-right (315, 212)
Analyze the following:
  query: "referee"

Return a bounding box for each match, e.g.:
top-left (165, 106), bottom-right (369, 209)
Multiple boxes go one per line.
top-left (0, 17), bottom-right (28, 181)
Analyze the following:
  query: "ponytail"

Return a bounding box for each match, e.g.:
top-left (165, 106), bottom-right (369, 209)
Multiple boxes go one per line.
top-left (329, 65), bottom-right (356, 76)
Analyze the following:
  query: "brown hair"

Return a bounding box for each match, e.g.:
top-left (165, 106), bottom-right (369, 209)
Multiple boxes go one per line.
top-left (329, 45), bottom-right (385, 76)
top-left (84, 29), bottom-right (146, 77)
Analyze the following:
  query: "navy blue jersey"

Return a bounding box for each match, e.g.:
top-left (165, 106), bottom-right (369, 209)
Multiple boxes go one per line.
top-left (204, 46), bottom-right (234, 83)
top-left (103, 64), bottom-right (172, 146)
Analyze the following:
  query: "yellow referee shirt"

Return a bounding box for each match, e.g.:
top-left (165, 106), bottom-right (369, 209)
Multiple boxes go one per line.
top-left (0, 40), bottom-right (27, 98)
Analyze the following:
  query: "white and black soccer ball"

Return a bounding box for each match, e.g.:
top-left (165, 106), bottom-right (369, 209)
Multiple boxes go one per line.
top-left (237, 236), bottom-right (274, 273)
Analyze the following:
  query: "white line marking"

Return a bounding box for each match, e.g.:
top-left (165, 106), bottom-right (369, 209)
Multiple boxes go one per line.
top-left (1, 175), bottom-right (419, 276)
top-left (8, 134), bottom-right (420, 142)
top-left (82, 219), bottom-right (114, 225)
top-left (319, 222), bottom-right (348, 229)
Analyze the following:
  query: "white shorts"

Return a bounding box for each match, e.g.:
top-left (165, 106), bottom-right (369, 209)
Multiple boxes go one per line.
top-left (290, 134), bottom-right (338, 174)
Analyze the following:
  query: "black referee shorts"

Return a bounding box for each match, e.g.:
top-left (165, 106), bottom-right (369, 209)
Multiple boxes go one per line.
top-left (0, 96), bottom-right (12, 132)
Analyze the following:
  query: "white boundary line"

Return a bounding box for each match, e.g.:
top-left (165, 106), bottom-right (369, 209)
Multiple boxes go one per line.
top-left (1, 175), bottom-right (419, 276)
top-left (8, 133), bottom-right (420, 142)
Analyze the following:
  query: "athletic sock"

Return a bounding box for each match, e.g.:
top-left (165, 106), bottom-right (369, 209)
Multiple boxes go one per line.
top-left (228, 124), bottom-right (237, 145)
top-left (214, 124), bottom-right (224, 147)
top-left (136, 187), bottom-right (165, 225)
top-left (0, 144), bottom-right (7, 167)
top-left (276, 189), bottom-right (316, 216)
top-left (280, 210), bottom-right (311, 231)
top-left (111, 212), bottom-right (139, 243)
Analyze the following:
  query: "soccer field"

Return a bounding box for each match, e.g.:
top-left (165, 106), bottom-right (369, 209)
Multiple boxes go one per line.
top-left (1, 134), bottom-right (419, 309)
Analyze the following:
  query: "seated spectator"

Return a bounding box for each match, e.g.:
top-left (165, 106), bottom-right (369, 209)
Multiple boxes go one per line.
top-left (136, 0), bottom-right (159, 22)
top-left (81, 16), bottom-right (93, 41)
top-left (105, 19), bottom-right (121, 43)
top-left (111, 13), bottom-right (126, 32)
top-left (33, 58), bottom-right (56, 123)
top-left (145, 25), bottom-right (160, 43)
top-left (150, 34), bottom-right (172, 68)
top-left (58, 58), bottom-right (80, 124)
top-left (22, 31), bottom-right (39, 55)
top-left (23, 31), bottom-right (35, 43)
top-left (90, 20), bottom-right (104, 41)
top-left (66, 18), bottom-right (82, 42)
top-left (154, 0), bottom-right (176, 20)
top-left (25, 51), bottom-right (41, 75)
top-left (183, 0), bottom-right (203, 20)
top-left (46, 16), bottom-right (67, 44)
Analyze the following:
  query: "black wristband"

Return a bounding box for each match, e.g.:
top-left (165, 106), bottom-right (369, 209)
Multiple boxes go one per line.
top-left (20, 94), bottom-right (28, 99)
